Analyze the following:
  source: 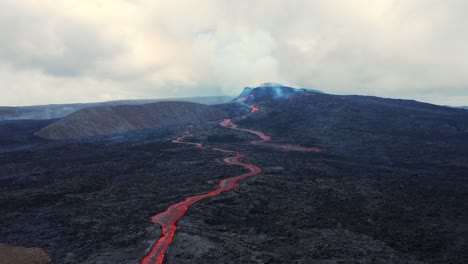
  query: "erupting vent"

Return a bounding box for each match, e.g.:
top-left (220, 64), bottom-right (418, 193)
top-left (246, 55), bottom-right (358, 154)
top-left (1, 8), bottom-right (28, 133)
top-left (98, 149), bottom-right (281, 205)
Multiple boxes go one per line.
top-left (232, 83), bottom-right (322, 114)
top-left (250, 105), bottom-right (259, 112)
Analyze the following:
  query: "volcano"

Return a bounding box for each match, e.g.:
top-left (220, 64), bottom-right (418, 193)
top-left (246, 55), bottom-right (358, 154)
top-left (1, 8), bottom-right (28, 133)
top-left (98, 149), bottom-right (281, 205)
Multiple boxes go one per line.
top-left (1, 85), bottom-right (467, 264)
top-left (233, 82), bottom-right (322, 103)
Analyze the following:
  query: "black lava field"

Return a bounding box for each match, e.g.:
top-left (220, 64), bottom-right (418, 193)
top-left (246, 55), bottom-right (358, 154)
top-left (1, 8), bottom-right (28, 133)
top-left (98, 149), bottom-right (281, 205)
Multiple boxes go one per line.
top-left (1, 89), bottom-right (468, 264)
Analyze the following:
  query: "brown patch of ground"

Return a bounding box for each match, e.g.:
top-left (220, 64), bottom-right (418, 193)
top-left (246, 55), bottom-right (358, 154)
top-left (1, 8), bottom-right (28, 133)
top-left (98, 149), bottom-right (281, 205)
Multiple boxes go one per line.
top-left (0, 244), bottom-right (50, 264)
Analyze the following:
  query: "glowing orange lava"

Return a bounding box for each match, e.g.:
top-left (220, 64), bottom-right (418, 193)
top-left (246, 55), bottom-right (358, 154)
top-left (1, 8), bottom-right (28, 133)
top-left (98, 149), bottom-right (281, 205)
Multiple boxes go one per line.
top-left (141, 121), bottom-right (267, 264)
top-left (250, 105), bottom-right (259, 112)
top-left (172, 128), bottom-right (203, 148)
top-left (220, 119), bottom-right (271, 141)
top-left (141, 120), bottom-right (322, 263)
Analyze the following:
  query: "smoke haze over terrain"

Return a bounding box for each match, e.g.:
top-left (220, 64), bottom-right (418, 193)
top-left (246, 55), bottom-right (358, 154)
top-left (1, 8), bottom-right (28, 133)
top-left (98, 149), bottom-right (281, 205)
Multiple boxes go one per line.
top-left (1, 0), bottom-right (468, 106)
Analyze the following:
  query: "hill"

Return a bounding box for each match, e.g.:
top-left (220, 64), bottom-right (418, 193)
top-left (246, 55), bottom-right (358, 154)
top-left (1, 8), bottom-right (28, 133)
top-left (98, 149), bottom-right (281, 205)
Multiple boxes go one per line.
top-left (35, 101), bottom-right (228, 140)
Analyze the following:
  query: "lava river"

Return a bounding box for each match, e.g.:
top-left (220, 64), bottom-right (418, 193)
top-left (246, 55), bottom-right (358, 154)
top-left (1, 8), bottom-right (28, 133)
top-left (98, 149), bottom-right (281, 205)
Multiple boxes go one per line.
top-left (141, 119), bottom-right (266, 264)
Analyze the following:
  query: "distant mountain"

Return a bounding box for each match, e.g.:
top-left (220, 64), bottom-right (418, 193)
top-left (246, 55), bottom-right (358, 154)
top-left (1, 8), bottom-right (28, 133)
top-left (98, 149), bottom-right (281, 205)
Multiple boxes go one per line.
top-left (0, 96), bottom-right (232, 121)
top-left (35, 101), bottom-right (228, 140)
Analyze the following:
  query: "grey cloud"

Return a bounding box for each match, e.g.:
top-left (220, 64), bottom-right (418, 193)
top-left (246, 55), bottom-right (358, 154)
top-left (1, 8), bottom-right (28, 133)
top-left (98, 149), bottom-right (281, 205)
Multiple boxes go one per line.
top-left (0, 1), bottom-right (121, 77)
top-left (1, 0), bottom-right (468, 106)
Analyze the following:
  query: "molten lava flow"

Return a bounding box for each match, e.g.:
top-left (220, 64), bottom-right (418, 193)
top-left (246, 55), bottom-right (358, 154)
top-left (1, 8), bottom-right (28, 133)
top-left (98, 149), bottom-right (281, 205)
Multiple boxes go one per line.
top-left (241, 96), bottom-right (248, 101)
top-left (172, 128), bottom-right (203, 148)
top-left (219, 119), bottom-right (271, 141)
top-left (142, 120), bottom-right (322, 264)
top-left (141, 122), bottom-right (267, 264)
top-left (220, 119), bottom-right (322, 153)
top-left (250, 105), bottom-right (259, 112)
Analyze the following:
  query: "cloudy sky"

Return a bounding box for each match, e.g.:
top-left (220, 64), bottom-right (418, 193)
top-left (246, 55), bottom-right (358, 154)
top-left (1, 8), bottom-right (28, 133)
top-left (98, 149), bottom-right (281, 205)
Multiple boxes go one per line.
top-left (1, 0), bottom-right (467, 106)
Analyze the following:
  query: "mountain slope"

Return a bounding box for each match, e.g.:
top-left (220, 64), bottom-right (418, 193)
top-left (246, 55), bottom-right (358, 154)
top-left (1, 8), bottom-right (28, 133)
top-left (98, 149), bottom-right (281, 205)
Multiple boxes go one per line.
top-left (235, 91), bottom-right (468, 165)
top-left (35, 101), bottom-right (228, 140)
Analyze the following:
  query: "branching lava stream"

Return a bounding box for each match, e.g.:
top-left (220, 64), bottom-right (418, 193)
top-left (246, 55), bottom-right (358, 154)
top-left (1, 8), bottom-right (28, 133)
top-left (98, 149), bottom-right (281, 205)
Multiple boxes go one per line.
top-left (142, 119), bottom-right (322, 263)
top-left (141, 119), bottom-right (266, 264)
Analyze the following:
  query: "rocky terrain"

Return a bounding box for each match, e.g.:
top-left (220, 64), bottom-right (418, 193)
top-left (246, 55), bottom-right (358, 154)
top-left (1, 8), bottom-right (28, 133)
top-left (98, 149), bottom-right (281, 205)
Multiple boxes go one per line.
top-left (0, 96), bottom-right (232, 121)
top-left (35, 102), bottom-right (229, 140)
top-left (1, 85), bottom-right (467, 263)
